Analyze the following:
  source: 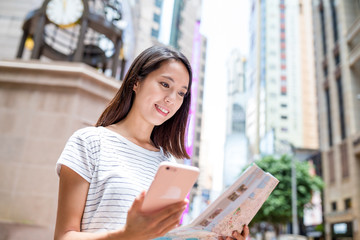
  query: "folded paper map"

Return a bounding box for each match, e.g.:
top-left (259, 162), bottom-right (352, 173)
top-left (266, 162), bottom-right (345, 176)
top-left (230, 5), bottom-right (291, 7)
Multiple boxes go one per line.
top-left (156, 163), bottom-right (279, 240)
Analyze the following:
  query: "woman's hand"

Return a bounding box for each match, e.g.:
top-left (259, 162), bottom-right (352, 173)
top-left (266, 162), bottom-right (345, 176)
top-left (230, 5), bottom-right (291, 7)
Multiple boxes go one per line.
top-left (117, 191), bottom-right (188, 240)
top-left (218, 225), bottom-right (250, 240)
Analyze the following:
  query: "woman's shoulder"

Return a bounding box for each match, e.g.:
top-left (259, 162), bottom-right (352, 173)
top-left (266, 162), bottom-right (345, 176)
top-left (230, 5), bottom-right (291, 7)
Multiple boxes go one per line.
top-left (72, 126), bottom-right (99, 136)
top-left (70, 126), bottom-right (102, 144)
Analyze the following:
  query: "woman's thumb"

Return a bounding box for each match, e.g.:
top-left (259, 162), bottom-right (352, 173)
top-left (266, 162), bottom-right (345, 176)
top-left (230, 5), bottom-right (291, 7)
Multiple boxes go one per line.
top-left (131, 191), bottom-right (146, 211)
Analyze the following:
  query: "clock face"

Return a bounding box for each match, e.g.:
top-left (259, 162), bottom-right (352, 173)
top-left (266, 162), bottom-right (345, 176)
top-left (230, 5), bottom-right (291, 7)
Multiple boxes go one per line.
top-left (46, 0), bottom-right (84, 27)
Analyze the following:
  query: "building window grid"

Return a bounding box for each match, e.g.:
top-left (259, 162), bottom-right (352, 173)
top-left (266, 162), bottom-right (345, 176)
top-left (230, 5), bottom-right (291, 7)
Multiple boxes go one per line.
top-left (280, 4), bottom-right (287, 96)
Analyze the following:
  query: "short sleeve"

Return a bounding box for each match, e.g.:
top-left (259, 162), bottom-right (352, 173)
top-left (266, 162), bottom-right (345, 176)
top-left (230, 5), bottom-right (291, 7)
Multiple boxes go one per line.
top-left (56, 127), bottom-right (100, 182)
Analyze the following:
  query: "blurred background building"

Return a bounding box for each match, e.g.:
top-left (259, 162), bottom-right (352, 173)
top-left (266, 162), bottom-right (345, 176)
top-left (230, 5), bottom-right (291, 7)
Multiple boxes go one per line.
top-left (246, 0), bottom-right (319, 158)
top-left (223, 50), bottom-right (248, 188)
top-left (312, 0), bottom-right (360, 239)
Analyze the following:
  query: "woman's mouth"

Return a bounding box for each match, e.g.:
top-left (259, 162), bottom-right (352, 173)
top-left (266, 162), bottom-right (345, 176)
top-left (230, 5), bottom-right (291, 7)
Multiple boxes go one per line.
top-left (155, 104), bottom-right (169, 116)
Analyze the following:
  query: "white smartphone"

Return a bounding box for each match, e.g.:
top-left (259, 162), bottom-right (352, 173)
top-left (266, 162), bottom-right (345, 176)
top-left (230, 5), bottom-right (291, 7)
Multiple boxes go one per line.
top-left (141, 161), bottom-right (200, 213)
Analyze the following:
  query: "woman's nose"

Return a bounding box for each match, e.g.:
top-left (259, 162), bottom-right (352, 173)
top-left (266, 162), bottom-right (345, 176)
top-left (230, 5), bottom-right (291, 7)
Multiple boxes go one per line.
top-left (165, 91), bottom-right (176, 104)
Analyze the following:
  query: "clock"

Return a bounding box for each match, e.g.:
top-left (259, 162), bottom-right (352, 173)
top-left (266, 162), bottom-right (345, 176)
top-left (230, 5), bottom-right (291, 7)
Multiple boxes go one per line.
top-left (45, 0), bottom-right (84, 28)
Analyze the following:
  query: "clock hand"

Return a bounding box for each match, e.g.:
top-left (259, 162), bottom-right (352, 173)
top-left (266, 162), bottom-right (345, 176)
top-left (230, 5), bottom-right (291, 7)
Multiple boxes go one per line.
top-left (63, 0), bottom-right (66, 12)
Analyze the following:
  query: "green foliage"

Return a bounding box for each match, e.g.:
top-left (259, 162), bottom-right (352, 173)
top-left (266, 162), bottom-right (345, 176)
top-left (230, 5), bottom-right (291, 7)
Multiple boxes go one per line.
top-left (250, 155), bottom-right (323, 225)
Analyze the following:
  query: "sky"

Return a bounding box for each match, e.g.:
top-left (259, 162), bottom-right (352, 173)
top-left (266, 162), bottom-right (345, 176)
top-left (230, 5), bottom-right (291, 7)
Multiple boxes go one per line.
top-left (200, 0), bottom-right (250, 194)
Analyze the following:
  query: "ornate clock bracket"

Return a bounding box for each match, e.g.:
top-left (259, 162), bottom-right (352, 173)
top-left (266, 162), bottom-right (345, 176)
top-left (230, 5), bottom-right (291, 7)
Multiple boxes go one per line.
top-left (17, 0), bottom-right (125, 80)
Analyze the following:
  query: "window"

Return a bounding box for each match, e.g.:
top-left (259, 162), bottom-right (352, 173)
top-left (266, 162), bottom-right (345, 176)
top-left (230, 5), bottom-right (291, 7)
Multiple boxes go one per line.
top-left (151, 28), bottom-right (159, 38)
top-left (153, 13), bottom-right (160, 23)
top-left (197, 118), bottom-right (202, 127)
top-left (325, 88), bottom-right (333, 146)
top-left (328, 150), bottom-right (335, 183)
top-left (320, 1), bottom-right (327, 56)
top-left (330, 0), bottom-right (338, 42)
top-left (194, 147), bottom-right (200, 157)
top-left (340, 143), bottom-right (349, 178)
top-left (232, 104), bottom-right (245, 133)
top-left (335, 52), bottom-right (341, 66)
top-left (199, 89), bottom-right (203, 99)
top-left (196, 132), bottom-right (201, 141)
top-left (281, 103), bottom-right (287, 108)
top-left (197, 103), bottom-right (203, 113)
top-left (344, 198), bottom-right (352, 210)
top-left (336, 77), bottom-right (346, 139)
top-left (323, 65), bottom-right (328, 78)
top-left (331, 201), bottom-right (337, 211)
top-left (281, 115), bottom-right (288, 120)
top-left (155, 0), bottom-right (162, 8)
top-left (281, 127), bottom-right (288, 132)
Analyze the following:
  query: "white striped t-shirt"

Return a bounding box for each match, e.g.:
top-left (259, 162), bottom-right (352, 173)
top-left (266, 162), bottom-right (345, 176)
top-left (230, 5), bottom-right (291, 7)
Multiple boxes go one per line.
top-left (56, 126), bottom-right (174, 232)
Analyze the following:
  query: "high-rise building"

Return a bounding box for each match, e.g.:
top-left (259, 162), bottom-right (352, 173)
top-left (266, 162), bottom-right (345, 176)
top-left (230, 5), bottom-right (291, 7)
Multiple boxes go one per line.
top-left (312, 1), bottom-right (360, 239)
top-left (223, 50), bottom-right (248, 188)
top-left (246, 0), bottom-right (261, 157)
top-left (247, 0), bottom-right (319, 157)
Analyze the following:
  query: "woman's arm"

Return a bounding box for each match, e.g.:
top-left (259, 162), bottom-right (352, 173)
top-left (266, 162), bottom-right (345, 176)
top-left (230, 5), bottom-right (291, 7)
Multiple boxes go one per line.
top-left (54, 165), bottom-right (119, 240)
top-left (54, 165), bottom-right (187, 240)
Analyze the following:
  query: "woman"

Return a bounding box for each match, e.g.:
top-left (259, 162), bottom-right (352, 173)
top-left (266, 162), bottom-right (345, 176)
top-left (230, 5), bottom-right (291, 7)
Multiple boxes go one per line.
top-left (54, 45), bottom-right (249, 240)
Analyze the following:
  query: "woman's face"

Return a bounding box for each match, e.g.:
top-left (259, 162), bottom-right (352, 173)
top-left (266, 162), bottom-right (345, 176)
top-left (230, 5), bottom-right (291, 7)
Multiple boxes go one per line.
top-left (132, 59), bottom-right (190, 126)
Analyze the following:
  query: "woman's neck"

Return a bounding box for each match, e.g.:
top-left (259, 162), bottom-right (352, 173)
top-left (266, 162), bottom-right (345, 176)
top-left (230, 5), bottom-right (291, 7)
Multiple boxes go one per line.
top-left (107, 112), bottom-right (158, 151)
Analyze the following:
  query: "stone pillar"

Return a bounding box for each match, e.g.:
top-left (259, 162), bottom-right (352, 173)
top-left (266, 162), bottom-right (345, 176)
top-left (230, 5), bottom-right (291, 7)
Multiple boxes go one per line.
top-left (0, 60), bottom-right (120, 232)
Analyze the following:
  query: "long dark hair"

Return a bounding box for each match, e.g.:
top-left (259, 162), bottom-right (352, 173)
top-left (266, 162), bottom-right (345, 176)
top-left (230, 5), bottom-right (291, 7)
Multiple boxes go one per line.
top-left (96, 45), bottom-right (192, 159)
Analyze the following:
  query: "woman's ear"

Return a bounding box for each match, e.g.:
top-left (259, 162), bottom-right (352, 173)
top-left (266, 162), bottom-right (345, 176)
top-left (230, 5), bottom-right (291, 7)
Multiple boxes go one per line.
top-left (133, 81), bottom-right (139, 92)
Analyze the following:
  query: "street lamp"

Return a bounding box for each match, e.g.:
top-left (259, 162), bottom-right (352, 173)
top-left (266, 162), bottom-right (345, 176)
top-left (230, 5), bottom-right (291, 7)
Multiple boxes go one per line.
top-left (284, 141), bottom-right (299, 235)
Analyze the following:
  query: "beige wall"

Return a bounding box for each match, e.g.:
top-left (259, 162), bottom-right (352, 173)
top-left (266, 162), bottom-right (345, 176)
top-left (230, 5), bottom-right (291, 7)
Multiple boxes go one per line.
top-left (312, 0), bottom-right (360, 239)
top-left (0, 60), bottom-right (120, 231)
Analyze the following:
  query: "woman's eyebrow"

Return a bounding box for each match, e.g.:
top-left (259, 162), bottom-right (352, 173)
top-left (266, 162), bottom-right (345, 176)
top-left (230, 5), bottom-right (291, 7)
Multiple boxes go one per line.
top-left (161, 75), bottom-right (188, 90)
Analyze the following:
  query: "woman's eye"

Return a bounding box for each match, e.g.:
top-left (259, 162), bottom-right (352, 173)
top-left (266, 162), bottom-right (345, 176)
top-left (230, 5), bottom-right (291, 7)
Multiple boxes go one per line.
top-left (160, 82), bottom-right (169, 88)
top-left (178, 92), bottom-right (186, 97)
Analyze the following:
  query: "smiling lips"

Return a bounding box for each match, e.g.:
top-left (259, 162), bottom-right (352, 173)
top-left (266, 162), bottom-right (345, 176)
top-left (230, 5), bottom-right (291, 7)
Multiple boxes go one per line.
top-left (155, 104), bottom-right (169, 116)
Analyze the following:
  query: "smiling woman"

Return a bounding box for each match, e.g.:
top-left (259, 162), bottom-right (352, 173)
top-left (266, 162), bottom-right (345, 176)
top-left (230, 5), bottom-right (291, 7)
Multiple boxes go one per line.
top-left (96, 45), bottom-right (192, 158)
top-left (54, 45), bottom-right (193, 240)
